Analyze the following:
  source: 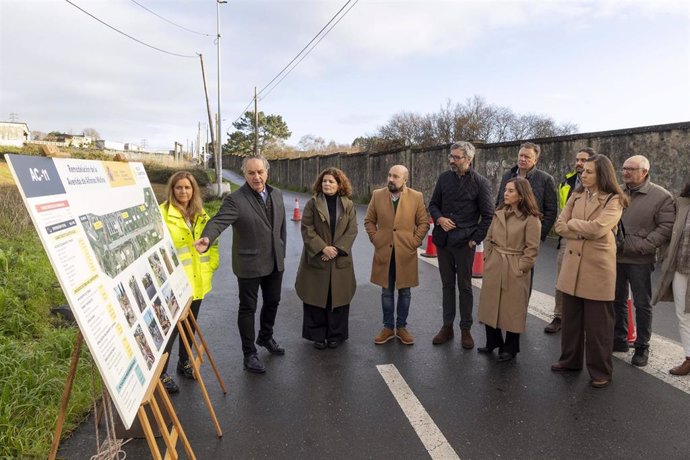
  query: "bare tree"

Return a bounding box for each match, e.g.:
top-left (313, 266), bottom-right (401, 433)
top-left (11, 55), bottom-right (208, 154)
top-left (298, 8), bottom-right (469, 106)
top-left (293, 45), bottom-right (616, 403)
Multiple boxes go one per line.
top-left (82, 128), bottom-right (101, 139)
top-left (368, 95), bottom-right (578, 150)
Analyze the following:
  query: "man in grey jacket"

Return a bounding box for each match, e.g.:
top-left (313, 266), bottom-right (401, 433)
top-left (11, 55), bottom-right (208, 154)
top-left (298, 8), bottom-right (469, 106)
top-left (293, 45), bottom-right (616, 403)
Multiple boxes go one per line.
top-left (195, 156), bottom-right (287, 374)
top-left (613, 154), bottom-right (675, 367)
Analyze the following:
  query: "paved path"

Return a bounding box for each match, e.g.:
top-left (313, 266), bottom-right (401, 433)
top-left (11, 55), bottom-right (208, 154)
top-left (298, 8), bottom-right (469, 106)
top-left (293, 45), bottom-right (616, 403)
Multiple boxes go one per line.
top-left (59, 173), bottom-right (690, 459)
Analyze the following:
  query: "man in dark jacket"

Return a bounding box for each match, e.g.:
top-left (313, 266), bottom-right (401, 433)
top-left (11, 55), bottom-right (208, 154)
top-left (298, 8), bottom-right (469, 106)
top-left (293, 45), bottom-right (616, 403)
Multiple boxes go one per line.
top-left (195, 156), bottom-right (287, 374)
top-left (495, 142), bottom-right (557, 242)
top-left (429, 141), bottom-right (495, 349)
top-left (613, 155), bottom-right (675, 367)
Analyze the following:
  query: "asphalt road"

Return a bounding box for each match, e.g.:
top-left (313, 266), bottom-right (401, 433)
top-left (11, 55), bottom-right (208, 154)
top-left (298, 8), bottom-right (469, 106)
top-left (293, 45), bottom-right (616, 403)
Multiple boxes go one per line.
top-left (59, 171), bottom-right (690, 459)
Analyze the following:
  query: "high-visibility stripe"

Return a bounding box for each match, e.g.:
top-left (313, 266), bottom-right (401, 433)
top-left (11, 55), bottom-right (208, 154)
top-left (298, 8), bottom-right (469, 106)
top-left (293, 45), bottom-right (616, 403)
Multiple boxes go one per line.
top-left (200, 255), bottom-right (210, 262)
top-left (181, 259), bottom-right (193, 266)
top-left (177, 246), bottom-right (190, 254)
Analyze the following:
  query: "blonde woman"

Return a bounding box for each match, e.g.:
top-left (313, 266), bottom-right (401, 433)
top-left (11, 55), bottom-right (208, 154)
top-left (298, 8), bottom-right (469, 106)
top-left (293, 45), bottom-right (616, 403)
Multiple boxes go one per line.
top-left (159, 171), bottom-right (219, 392)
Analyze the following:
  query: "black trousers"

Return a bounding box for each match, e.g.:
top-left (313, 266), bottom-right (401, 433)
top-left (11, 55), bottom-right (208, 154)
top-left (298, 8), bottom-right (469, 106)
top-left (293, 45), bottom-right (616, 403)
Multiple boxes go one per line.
top-left (162, 298), bottom-right (203, 374)
top-left (237, 268), bottom-right (283, 356)
top-left (484, 324), bottom-right (520, 355)
top-left (437, 244), bottom-right (475, 329)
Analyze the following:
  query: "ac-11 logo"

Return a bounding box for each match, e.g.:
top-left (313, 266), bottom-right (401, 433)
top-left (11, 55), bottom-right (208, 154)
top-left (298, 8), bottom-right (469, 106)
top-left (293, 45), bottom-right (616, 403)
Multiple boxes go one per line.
top-left (30, 167), bottom-right (51, 182)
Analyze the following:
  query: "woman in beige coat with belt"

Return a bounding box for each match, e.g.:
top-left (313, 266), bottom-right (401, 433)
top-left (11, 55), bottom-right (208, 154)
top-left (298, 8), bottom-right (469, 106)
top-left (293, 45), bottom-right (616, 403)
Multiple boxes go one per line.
top-left (551, 154), bottom-right (627, 388)
top-left (478, 177), bottom-right (542, 362)
top-left (652, 181), bottom-right (690, 375)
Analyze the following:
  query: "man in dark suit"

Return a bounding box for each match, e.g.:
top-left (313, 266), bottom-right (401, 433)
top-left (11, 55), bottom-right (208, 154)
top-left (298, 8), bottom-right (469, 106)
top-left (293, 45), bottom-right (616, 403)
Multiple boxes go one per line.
top-left (194, 156), bottom-right (286, 374)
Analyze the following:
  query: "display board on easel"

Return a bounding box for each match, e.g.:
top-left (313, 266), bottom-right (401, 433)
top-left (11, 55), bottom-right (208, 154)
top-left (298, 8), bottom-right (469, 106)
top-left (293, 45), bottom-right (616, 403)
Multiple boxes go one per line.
top-left (6, 154), bottom-right (193, 430)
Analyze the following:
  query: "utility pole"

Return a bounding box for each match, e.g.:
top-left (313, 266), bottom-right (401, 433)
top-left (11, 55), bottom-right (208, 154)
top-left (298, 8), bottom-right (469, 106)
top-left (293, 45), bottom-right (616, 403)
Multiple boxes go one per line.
top-left (198, 54), bottom-right (215, 161)
top-left (254, 86), bottom-right (259, 156)
top-left (216, 0), bottom-right (227, 198)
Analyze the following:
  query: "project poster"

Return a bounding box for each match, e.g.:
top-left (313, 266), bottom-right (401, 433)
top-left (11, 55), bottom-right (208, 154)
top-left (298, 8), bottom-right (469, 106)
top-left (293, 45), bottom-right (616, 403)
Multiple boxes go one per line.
top-left (6, 154), bottom-right (192, 429)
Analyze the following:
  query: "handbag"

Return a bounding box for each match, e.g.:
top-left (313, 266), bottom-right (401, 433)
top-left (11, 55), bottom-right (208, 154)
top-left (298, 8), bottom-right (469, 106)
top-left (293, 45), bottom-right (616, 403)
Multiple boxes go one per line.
top-left (604, 194), bottom-right (625, 253)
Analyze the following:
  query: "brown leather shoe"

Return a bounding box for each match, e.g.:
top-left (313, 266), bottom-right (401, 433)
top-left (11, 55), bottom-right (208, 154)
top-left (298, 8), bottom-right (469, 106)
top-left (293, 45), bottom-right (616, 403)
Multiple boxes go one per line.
top-left (374, 327), bottom-right (395, 345)
top-left (396, 327), bottom-right (415, 345)
top-left (590, 379), bottom-right (611, 388)
top-left (669, 357), bottom-right (690, 376)
top-left (460, 328), bottom-right (474, 349)
top-left (544, 317), bottom-right (561, 333)
top-left (432, 326), bottom-right (454, 345)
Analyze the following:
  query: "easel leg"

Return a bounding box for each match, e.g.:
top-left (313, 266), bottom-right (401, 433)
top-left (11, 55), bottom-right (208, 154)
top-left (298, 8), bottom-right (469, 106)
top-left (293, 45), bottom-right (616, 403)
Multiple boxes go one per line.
top-left (49, 331), bottom-right (83, 460)
top-left (189, 312), bottom-right (227, 394)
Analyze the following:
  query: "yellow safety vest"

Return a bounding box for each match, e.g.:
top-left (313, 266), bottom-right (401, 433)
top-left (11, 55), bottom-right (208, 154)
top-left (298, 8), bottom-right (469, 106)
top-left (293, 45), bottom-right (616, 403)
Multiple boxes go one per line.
top-left (160, 202), bottom-right (219, 300)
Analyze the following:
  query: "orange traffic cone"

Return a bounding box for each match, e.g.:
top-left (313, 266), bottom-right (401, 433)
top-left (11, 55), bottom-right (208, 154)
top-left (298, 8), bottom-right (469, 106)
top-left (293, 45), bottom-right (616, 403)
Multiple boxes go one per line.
top-left (421, 217), bottom-right (437, 258)
top-left (291, 197), bottom-right (301, 221)
top-left (472, 241), bottom-right (484, 278)
top-left (627, 288), bottom-right (637, 344)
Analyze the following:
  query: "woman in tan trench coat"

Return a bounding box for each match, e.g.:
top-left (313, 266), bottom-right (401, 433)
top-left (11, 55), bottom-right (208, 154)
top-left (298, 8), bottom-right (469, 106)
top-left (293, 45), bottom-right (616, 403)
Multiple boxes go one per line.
top-left (551, 154), bottom-right (627, 388)
top-left (652, 181), bottom-right (690, 375)
top-left (295, 168), bottom-right (358, 349)
top-left (477, 177), bottom-right (542, 362)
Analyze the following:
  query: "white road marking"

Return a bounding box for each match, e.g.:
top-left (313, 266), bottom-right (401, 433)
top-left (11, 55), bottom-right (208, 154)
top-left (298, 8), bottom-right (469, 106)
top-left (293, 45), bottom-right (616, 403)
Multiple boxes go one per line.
top-left (376, 364), bottom-right (460, 460)
top-left (418, 249), bottom-right (690, 395)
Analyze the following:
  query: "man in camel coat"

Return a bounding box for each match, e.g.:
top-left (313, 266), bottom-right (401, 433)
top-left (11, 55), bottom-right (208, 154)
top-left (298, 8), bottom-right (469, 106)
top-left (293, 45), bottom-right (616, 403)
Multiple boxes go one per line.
top-left (364, 165), bottom-right (429, 345)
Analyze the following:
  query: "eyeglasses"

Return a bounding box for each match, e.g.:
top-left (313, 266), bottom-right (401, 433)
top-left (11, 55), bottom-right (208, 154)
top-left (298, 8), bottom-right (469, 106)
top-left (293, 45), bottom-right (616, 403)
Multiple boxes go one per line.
top-left (621, 167), bottom-right (643, 172)
top-left (448, 153), bottom-right (466, 161)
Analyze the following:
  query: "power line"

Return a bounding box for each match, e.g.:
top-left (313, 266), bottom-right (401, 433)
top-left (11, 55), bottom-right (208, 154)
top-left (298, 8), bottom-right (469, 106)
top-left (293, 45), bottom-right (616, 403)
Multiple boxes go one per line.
top-left (260, 0), bottom-right (360, 101)
top-left (64, 0), bottom-right (197, 58)
top-left (231, 0), bottom-right (359, 125)
top-left (128, 0), bottom-right (212, 37)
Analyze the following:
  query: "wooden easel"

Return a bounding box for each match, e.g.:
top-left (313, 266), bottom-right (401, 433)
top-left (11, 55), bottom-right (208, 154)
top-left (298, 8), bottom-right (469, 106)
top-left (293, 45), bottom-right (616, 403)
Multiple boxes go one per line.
top-left (49, 337), bottom-right (197, 459)
top-left (176, 301), bottom-right (227, 437)
top-left (139, 353), bottom-right (196, 460)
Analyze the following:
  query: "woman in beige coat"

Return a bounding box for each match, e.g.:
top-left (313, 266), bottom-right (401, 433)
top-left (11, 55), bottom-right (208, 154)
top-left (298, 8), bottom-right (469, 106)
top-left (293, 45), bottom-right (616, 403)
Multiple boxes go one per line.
top-left (477, 177), bottom-right (542, 362)
top-left (652, 181), bottom-right (690, 375)
top-left (551, 154), bottom-right (627, 388)
top-left (295, 168), bottom-right (358, 349)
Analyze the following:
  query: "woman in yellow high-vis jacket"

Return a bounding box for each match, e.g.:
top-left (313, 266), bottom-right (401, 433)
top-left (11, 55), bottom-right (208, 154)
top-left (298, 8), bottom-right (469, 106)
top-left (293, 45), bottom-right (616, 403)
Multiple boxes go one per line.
top-left (159, 171), bottom-right (219, 393)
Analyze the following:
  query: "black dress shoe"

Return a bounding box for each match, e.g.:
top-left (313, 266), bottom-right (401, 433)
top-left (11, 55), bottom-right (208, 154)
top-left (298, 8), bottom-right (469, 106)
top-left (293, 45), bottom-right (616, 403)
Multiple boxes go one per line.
top-left (327, 340), bottom-right (339, 349)
top-left (243, 353), bottom-right (266, 374)
top-left (313, 341), bottom-right (327, 350)
top-left (256, 338), bottom-right (285, 355)
top-left (477, 346), bottom-right (497, 354)
top-left (176, 360), bottom-right (195, 379)
top-left (497, 352), bottom-right (515, 362)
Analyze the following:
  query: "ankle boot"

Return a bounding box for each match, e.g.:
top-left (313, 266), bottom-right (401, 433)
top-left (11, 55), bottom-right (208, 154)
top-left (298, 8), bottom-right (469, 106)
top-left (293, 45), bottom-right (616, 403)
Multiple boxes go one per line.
top-left (669, 357), bottom-right (690, 376)
top-left (432, 326), bottom-right (454, 345)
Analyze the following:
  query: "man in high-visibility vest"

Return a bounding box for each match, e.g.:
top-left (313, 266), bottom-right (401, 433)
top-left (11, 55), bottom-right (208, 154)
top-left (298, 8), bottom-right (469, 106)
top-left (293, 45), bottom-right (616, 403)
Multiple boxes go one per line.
top-left (544, 147), bottom-right (595, 333)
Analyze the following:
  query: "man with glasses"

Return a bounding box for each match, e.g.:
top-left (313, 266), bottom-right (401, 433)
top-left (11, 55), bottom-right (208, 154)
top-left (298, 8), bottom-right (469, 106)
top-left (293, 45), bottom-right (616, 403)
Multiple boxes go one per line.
top-left (429, 141), bottom-right (494, 348)
top-left (544, 147), bottom-right (595, 333)
top-left (613, 155), bottom-right (675, 366)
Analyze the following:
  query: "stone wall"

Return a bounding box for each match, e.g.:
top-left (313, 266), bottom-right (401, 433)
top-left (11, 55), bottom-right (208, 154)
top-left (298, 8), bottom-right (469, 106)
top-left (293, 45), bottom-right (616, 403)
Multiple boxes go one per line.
top-left (224, 121), bottom-right (690, 203)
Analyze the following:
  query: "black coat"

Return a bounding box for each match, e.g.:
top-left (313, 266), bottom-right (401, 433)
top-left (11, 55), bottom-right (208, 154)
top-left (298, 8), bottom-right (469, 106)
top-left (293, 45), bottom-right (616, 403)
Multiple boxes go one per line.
top-left (429, 169), bottom-right (495, 247)
top-left (496, 166), bottom-right (557, 241)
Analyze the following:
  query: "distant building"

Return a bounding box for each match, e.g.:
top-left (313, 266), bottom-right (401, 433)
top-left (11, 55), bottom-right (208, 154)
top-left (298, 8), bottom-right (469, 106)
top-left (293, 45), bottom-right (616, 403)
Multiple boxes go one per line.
top-left (0, 121), bottom-right (30, 147)
top-left (95, 140), bottom-right (126, 151)
top-left (53, 133), bottom-right (93, 148)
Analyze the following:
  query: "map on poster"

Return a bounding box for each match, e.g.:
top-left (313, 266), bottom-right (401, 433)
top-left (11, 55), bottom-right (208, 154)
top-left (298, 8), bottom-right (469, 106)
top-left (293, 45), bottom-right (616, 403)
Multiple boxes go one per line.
top-left (6, 154), bottom-right (193, 429)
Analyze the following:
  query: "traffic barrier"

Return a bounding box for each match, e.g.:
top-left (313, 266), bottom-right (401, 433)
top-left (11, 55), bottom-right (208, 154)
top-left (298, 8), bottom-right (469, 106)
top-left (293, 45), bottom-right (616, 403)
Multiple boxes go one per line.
top-left (627, 288), bottom-right (637, 344)
top-left (472, 241), bottom-right (484, 278)
top-left (291, 197), bottom-right (302, 221)
top-left (420, 217), bottom-right (437, 258)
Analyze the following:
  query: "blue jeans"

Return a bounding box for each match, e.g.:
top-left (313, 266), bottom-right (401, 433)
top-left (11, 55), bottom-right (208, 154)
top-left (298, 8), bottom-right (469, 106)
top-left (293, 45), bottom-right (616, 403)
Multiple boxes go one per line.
top-left (382, 252), bottom-right (411, 329)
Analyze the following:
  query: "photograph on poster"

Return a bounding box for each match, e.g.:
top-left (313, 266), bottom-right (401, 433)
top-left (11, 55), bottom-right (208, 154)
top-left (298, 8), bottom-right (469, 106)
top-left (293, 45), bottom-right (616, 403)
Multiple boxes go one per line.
top-left (161, 283), bottom-right (180, 318)
top-left (159, 247), bottom-right (174, 275)
top-left (114, 281), bottom-right (136, 327)
top-left (148, 252), bottom-right (167, 287)
top-left (140, 270), bottom-right (157, 300)
top-left (143, 309), bottom-right (164, 350)
top-left (128, 275), bottom-right (146, 313)
top-left (78, 188), bottom-right (165, 278)
top-left (151, 296), bottom-right (171, 336)
top-left (167, 242), bottom-right (180, 267)
top-left (133, 324), bottom-right (155, 370)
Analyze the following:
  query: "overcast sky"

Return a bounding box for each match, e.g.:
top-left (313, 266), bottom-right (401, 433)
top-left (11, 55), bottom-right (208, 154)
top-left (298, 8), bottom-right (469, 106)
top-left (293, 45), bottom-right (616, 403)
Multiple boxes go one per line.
top-left (1, 0), bottom-right (689, 152)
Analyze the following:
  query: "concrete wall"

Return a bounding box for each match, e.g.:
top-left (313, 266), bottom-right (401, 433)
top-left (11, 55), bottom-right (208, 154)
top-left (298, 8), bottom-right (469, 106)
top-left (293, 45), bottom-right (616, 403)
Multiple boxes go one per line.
top-left (225, 122), bottom-right (690, 203)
